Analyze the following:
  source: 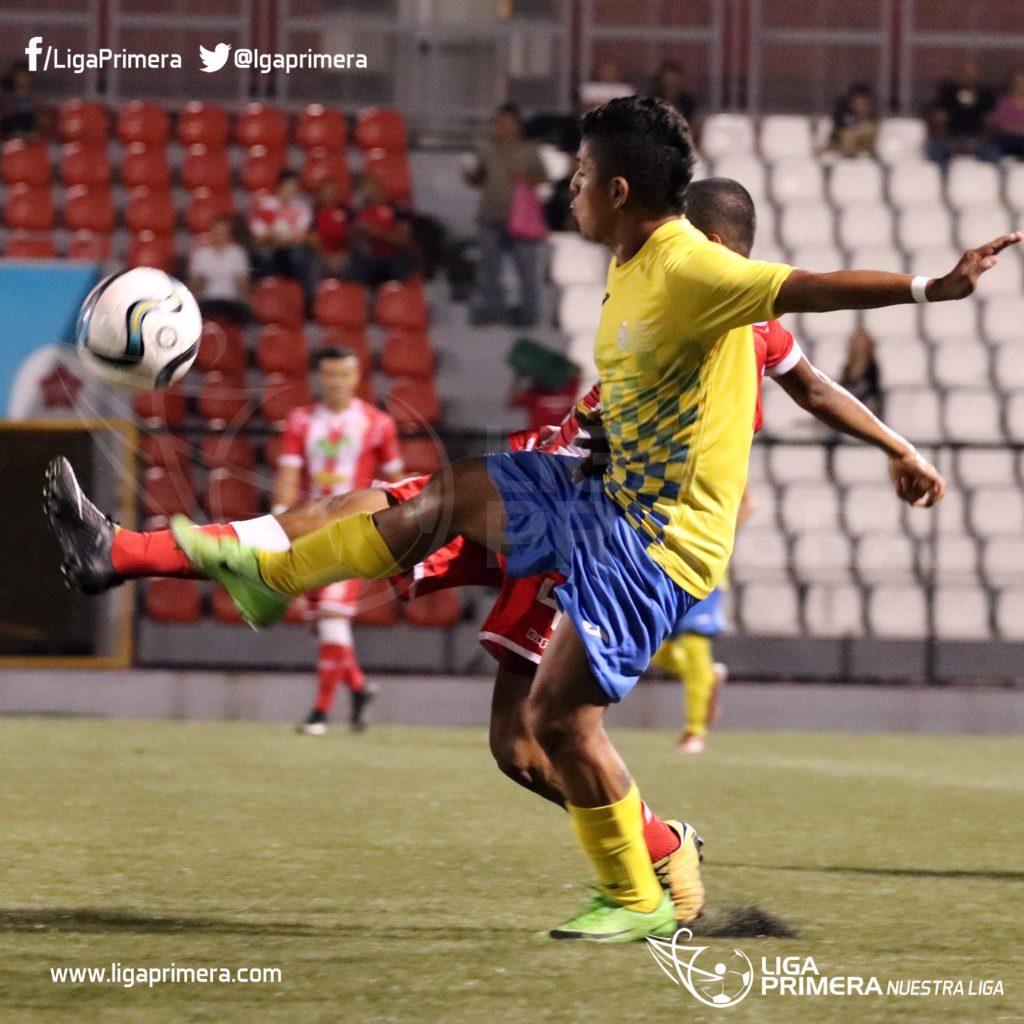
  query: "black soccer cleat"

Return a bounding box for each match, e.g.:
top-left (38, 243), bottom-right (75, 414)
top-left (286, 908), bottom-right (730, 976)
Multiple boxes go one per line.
top-left (44, 456), bottom-right (123, 595)
top-left (297, 709), bottom-right (328, 736)
top-left (349, 682), bottom-right (378, 733)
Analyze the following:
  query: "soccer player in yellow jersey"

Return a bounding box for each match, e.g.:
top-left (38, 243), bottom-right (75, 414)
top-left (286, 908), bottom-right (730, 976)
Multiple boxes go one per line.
top-left (173, 97), bottom-right (1020, 942)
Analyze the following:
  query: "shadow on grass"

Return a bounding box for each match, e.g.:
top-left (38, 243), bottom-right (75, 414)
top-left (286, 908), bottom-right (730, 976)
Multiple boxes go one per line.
top-left (692, 905), bottom-right (798, 939)
top-left (716, 864), bottom-right (1024, 882)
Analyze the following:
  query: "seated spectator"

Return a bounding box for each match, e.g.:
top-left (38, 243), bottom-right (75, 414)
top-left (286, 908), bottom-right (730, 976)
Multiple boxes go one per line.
top-left (249, 171), bottom-right (316, 310)
top-left (580, 57), bottom-right (634, 110)
top-left (986, 69), bottom-right (1024, 160)
top-left (312, 178), bottom-right (351, 280)
top-left (925, 60), bottom-right (996, 166)
top-left (188, 216), bottom-right (252, 324)
top-left (0, 61), bottom-right (39, 140)
top-left (829, 83), bottom-right (878, 158)
top-left (340, 175), bottom-right (416, 287)
top-left (649, 60), bottom-right (697, 124)
top-left (839, 328), bottom-right (884, 418)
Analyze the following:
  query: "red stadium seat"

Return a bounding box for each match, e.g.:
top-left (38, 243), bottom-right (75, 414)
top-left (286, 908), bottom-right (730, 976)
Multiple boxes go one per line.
top-left (363, 149), bottom-right (412, 203)
top-left (315, 279), bottom-right (367, 327)
top-left (64, 185), bottom-right (116, 233)
top-left (206, 469), bottom-right (261, 520)
top-left (146, 579), bottom-right (202, 623)
top-left (143, 467), bottom-right (195, 518)
top-left (201, 435), bottom-right (256, 471)
top-left (197, 372), bottom-right (252, 427)
top-left (241, 145), bottom-right (285, 192)
top-left (127, 231), bottom-right (175, 271)
top-left (357, 375), bottom-right (377, 406)
top-left (354, 578), bottom-right (399, 626)
top-left (143, 433), bottom-right (193, 474)
top-left (405, 589), bottom-right (460, 628)
top-left (252, 276), bottom-right (304, 326)
top-left (57, 100), bottom-right (108, 144)
top-left (296, 105), bottom-right (347, 151)
top-left (319, 326), bottom-right (371, 362)
top-left (60, 142), bottom-right (111, 188)
top-left (356, 108), bottom-right (407, 153)
top-left (380, 330), bottom-right (435, 379)
top-left (177, 101), bottom-right (229, 148)
top-left (261, 373), bottom-right (311, 424)
top-left (126, 187), bottom-right (176, 235)
top-left (375, 281), bottom-right (428, 330)
top-left (195, 320), bottom-right (247, 373)
top-left (212, 585), bottom-right (245, 623)
top-left (257, 324), bottom-right (310, 376)
top-left (5, 232), bottom-right (56, 259)
top-left (2, 139), bottom-right (50, 186)
top-left (186, 188), bottom-right (234, 235)
top-left (236, 103), bottom-right (287, 151)
top-left (300, 147), bottom-right (350, 196)
top-left (263, 433), bottom-right (284, 469)
top-left (68, 230), bottom-right (111, 261)
top-left (399, 436), bottom-right (444, 475)
top-left (133, 387), bottom-right (187, 427)
top-left (117, 100), bottom-right (169, 146)
top-left (121, 143), bottom-right (171, 190)
top-left (386, 377), bottom-right (441, 431)
top-left (4, 184), bottom-right (54, 231)
top-left (181, 144), bottom-right (232, 192)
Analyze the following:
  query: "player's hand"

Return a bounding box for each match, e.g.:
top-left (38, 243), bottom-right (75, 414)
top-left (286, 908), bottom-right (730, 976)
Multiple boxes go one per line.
top-left (888, 448), bottom-right (946, 508)
top-left (573, 425), bottom-right (611, 480)
top-left (928, 233), bottom-right (1023, 300)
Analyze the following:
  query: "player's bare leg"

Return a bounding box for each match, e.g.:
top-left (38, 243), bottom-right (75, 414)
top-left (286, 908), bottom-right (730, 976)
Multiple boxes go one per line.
top-left (276, 490), bottom-right (389, 542)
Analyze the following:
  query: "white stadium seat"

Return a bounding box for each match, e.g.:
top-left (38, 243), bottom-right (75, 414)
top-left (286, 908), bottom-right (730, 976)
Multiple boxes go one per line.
top-left (804, 583), bottom-right (865, 637)
top-left (931, 535), bottom-right (980, 585)
top-left (909, 245), bottom-right (961, 281)
top-left (711, 154), bottom-right (768, 200)
top-left (832, 444), bottom-right (886, 484)
top-left (768, 444), bottom-right (828, 484)
top-left (760, 114), bottom-right (814, 160)
top-left (969, 486), bottom-right (1024, 536)
top-left (931, 485), bottom-right (966, 536)
top-left (867, 585), bottom-right (927, 638)
top-left (779, 201), bottom-right (833, 248)
top-left (957, 205), bottom-right (1015, 250)
top-left (780, 482), bottom-right (841, 532)
top-left (750, 240), bottom-right (786, 264)
top-left (995, 588), bottom-right (1024, 640)
top-left (932, 340), bottom-right (990, 389)
top-left (975, 249), bottom-right (1023, 297)
top-left (557, 284), bottom-right (604, 336)
top-left (691, 156), bottom-right (709, 182)
top-left (935, 586), bottom-right (991, 640)
top-left (759, 385), bottom-right (818, 438)
top-left (538, 144), bottom-right (573, 184)
top-left (829, 159), bottom-right (884, 206)
top-left (921, 300), bottom-right (977, 342)
top-left (897, 204), bottom-right (954, 253)
top-left (770, 158), bottom-right (825, 204)
top-left (795, 307), bottom-right (857, 342)
top-left (701, 113), bottom-right (755, 160)
top-left (788, 244), bottom-right (844, 273)
top-left (874, 337), bottom-right (930, 388)
top-left (747, 444), bottom-right (769, 484)
top-left (855, 531), bottom-right (917, 583)
top-left (981, 537), bottom-right (1024, 587)
top-left (1004, 163), bottom-right (1024, 214)
top-left (838, 203), bottom-right (894, 251)
top-left (806, 335), bottom-right (846, 376)
top-left (847, 244), bottom-right (904, 273)
top-left (993, 348), bottom-right (1024, 392)
top-left (956, 448), bottom-right (1016, 487)
top-left (566, 333), bottom-right (597, 376)
top-left (739, 582), bottom-right (801, 635)
top-left (549, 238), bottom-right (608, 287)
top-left (845, 484), bottom-right (903, 536)
top-left (876, 118), bottom-right (927, 165)
top-left (943, 389), bottom-right (1003, 443)
top-left (981, 296), bottom-right (1024, 345)
top-left (730, 527), bottom-right (789, 583)
top-left (862, 303), bottom-right (919, 337)
top-left (888, 160), bottom-right (942, 207)
top-left (792, 531), bottom-right (852, 584)
top-left (946, 158), bottom-right (1001, 211)
top-left (886, 387), bottom-right (943, 443)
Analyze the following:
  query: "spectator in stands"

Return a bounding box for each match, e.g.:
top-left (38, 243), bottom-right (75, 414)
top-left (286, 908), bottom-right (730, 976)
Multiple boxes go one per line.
top-left (580, 57), bottom-right (635, 110)
top-left (986, 69), bottom-right (1024, 160)
top-left (0, 61), bottom-right (39, 139)
top-left (649, 60), bottom-right (697, 124)
top-left (312, 178), bottom-right (351, 281)
top-left (341, 174), bottom-right (416, 287)
top-left (249, 171), bottom-right (316, 312)
top-left (828, 83), bottom-right (878, 158)
top-left (187, 215), bottom-right (252, 324)
top-left (839, 328), bottom-right (884, 418)
top-left (464, 104), bottom-right (547, 327)
top-left (925, 59), bottom-right (996, 166)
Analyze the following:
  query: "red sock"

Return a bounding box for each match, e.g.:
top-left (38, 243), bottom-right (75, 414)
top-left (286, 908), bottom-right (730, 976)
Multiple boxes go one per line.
top-left (314, 642), bottom-right (364, 713)
top-left (641, 801), bottom-right (681, 863)
top-left (111, 523), bottom-right (238, 579)
top-left (338, 644), bottom-right (365, 694)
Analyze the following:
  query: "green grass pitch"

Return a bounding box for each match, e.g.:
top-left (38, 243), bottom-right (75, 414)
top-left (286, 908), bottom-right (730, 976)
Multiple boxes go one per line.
top-left (1, 717), bottom-right (1021, 1023)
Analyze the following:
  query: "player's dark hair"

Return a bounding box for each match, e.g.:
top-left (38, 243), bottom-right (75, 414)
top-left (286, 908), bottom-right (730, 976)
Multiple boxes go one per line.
top-left (278, 170), bottom-right (300, 186)
top-left (579, 96), bottom-right (695, 214)
top-left (314, 346), bottom-right (357, 368)
top-left (683, 177), bottom-right (757, 258)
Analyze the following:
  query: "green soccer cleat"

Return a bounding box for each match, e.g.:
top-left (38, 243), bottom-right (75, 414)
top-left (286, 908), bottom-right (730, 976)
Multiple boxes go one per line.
top-left (170, 515), bottom-right (291, 629)
top-left (547, 888), bottom-right (677, 943)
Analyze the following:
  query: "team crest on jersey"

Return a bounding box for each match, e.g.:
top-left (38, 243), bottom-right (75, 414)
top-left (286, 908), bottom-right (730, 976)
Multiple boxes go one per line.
top-left (316, 436), bottom-right (352, 458)
top-left (618, 321), bottom-right (629, 350)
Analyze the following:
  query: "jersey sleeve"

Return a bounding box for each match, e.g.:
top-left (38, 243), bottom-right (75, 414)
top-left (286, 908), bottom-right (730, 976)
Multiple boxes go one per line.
top-left (671, 242), bottom-right (794, 343)
top-left (278, 408), bottom-right (307, 468)
top-left (763, 320), bottom-right (804, 377)
top-left (375, 412), bottom-right (404, 475)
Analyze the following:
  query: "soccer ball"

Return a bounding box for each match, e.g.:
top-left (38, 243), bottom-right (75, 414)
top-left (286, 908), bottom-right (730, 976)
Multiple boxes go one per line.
top-left (76, 267), bottom-right (202, 392)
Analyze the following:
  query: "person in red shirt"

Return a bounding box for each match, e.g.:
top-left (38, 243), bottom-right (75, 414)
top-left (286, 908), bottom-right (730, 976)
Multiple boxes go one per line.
top-left (341, 174), bottom-right (416, 287)
top-left (312, 178), bottom-right (351, 280)
top-left (248, 171), bottom-right (316, 312)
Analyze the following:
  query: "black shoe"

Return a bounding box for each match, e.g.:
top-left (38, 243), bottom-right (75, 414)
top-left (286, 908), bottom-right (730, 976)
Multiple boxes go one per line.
top-left (297, 709), bottom-right (328, 736)
top-left (349, 682), bottom-right (378, 732)
top-left (44, 456), bottom-right (123, 595)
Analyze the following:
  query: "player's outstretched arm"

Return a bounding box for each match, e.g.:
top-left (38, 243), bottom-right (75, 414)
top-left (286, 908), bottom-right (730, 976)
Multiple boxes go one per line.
top-left (774, 233), bottom-right (1023, 315)
top-left (775, 357), bottom-right (946, 508)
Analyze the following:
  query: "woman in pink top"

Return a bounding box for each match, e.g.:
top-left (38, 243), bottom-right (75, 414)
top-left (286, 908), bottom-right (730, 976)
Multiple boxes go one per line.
top-left (987, 70), bottom-right (1024, 159)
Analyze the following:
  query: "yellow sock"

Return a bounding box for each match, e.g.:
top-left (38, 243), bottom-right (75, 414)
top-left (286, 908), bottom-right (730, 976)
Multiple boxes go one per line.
top-left (257, 512), bottom-right (404, 597)
top-left (682, 633), bottom-right (715, 737)
top-left (568, 782), bottom-right (663, 912)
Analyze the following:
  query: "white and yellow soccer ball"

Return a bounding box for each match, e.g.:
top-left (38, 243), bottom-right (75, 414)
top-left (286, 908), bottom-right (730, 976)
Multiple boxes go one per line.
top-left (76, 267), bottom-right (202, 391)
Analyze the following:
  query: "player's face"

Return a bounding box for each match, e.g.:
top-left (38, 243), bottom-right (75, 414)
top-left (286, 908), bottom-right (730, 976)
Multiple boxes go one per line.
top-left (570, 142), bottom-right (616, 245)
top-left (319, 356), bottom-right (360, 409)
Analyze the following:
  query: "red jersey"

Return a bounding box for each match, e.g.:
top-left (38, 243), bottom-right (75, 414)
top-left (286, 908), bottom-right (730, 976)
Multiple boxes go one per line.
top-left (356, 203), bottom-right (404, 258)
top-left (315, 206), bottom-right (350, 255)
top-left (752, 319), bottom-right (803, 431)
top-left (248, 194), bottom-right (312, 243)
top-left (280, 399), bottom-right (403, 500)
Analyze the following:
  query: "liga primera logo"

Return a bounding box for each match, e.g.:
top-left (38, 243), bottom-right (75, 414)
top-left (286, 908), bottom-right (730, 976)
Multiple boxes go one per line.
top-left (647, 929), bottom-right (755, 1008)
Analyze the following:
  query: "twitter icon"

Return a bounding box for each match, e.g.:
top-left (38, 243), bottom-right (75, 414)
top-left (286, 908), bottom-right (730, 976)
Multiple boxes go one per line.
top-left (199, 43), bottom-right (231, 73)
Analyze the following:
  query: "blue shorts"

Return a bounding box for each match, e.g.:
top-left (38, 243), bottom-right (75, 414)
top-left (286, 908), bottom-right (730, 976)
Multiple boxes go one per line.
top-left (672, 587), bottom-right (727, 638)
top-left (485, 450), bottom-right (698, 702)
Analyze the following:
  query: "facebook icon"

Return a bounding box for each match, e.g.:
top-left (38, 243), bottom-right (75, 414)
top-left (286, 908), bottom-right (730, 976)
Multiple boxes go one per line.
top-left (24, 36), bottom-right (43, 71)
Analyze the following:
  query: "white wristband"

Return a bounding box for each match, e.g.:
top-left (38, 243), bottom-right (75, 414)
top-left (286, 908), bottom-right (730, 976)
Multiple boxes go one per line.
top-left (910, 276), bottom-right (932, 304)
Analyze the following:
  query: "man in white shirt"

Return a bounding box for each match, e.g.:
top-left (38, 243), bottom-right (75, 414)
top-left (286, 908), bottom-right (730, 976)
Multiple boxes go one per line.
top-left (188, 216), bottom-right (252, 324)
